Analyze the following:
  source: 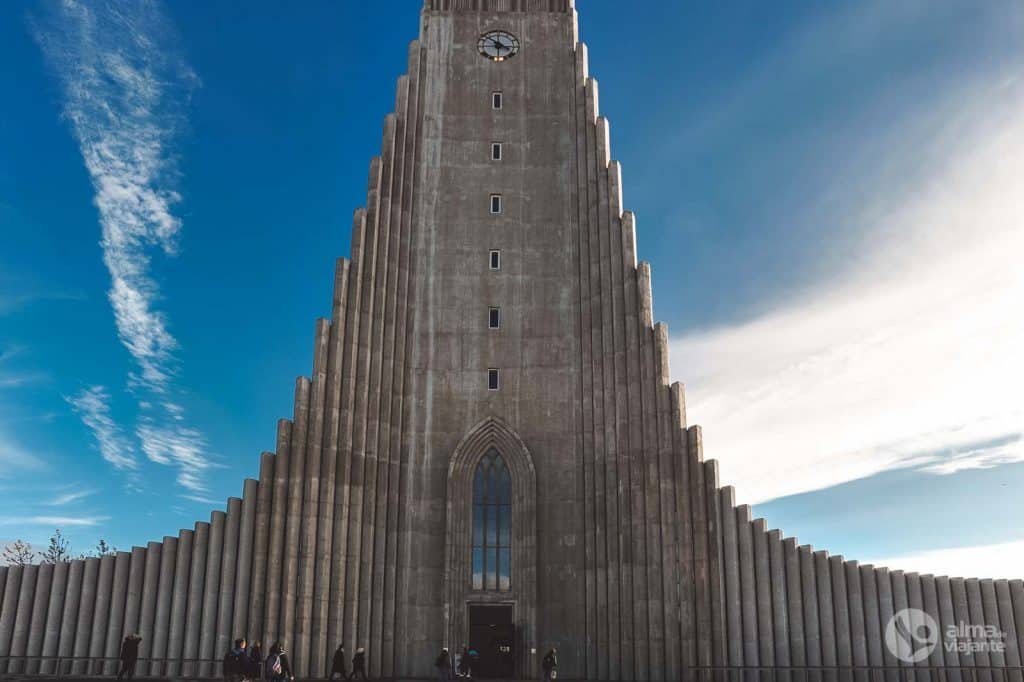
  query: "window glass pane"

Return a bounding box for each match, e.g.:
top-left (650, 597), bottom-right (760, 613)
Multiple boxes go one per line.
top-left (486, 505), bottom-right (497, 545)
top-left (473, 466), bottom-right (485, 503)
top-left (498, 465), bottom-right (511, 504)
top-left (485, 548), bottom-right (498, 590)
top-left (498, 549), bottom-right (511, 591)
top-left (473, 503), bottom-right (484, 547)
top-left (489, 308), bottom-right (500, 328)
top-left (490, 251), bottom-right (500, 269)
top-left (472, 548), bottom-right (484, 591)
top-left (499, 504), bottom-right (510, 546)
top-left (488, 369), bottom-right (499, 390)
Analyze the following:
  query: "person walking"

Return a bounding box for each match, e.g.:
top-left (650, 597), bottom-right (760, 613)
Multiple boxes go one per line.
top-left (435, 647), bottom-right (452, 682)
top-left (223, 638), bottom-right (250, 682)
top-left (117, 634), bottom-right (141, 681)
top-left (249, 640), bottom-right (264, 680)
top-left (350, 647), bottom-right (367, 681)
top-left (264, 642), bottom-right (293, 682)
top-left (329, 644), bottom-right (348, 681)
top-left (541, 648), bottom-right (558, 682)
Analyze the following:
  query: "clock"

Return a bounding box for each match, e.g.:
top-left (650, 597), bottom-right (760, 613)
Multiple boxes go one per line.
top-left (478, 31), bottom-right (520, 62)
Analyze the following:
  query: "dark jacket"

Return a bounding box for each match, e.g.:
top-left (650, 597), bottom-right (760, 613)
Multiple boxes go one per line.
top-left (121, 636), bottom-right (141, 662)
top-left (352, 651), bottom-right (366, 672)
top-left (542, 651), bottom-right (558, 672)
top-left (332, 648), bottom-right (347, 673)
top-left (436, 650), bottom-right (451, 670)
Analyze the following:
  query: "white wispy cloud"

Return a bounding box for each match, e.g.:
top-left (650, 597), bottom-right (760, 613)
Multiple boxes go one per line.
top-left (33, 0), bottom-right (212, 493)
top-left (868, 539), bottom-right (1024, 580)
top-left (0, 516), bottom-right (109, 528)
top-left (50, 489), bottom-right (96, 506)
top-left (66, 386), bottom-right (136, 470)
top-left (670, 74), bottom-right (1024, 505)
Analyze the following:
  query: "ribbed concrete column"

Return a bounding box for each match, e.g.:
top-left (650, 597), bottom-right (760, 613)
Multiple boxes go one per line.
top-left (42, 561), bottom-right (68, 675)
top-left (814, 552), bottom-right (836, 682)
top-left (102, 552), bottom-right (130, 675)
top-left (966, 578), bottom-right (992, 682)
top-left (217, 498), bottom-right (242, 659)
top-left (688, 426), bottom-right (711, 669)
top-left (875, 568), bottom-right (898, 682)
top-left (799, 546), bottom-right (821, 682)
top-left (736, 507), bottom-right (758, 676)
top-left (10, 564), bottom-right (38, 673)
top-left (844, 562), bottom-right (867, 682)
top-left (26, 562), bottom-right (53, 674)
top-left (784, 539), bottom-right (805, 671)
top-left (250, 452), bottom-right (274, 644)
top-left (921, 575), bottom-right (945, 681)
top-left (0, 565), bottom-right (23, 669)
top-left (167, 529), bottom-right (193, 677)
top-left (123, 547), bottom-right (146, 639)
top-left (703, 458), bottom-right (727, 671)
top-left (87, 555), bottom-right (115, 675)
top-left (70, 559), bottom-right (97, 674)
top-left (200, 511), bottom-right (226, 677)
top-left (183, 522), bottom-right (209, 679)
top-left (905, 573), bottom-right (930, 682)
top-left (265, 421), bottom-right (292, 645)
top-left (151, 537), bottom-right (177, 676)
top-left (233, 479), bottom-right (258, 641)
top-left (57, 560), bottom-right (84, 674)
top-left (859, 566), bottom-right (883, 674)
top-left (994, 580), bottom-right (1022, 682)
top-left (949, 578), bottom-right (975, 671)
top-left (890, 571), bottom-right (910, 678)
top-left (1012, 581), bottom-right (1024, 666)
top-left (720, 487), bottom-right (742, 668)
top-left (753, 520), bottom-right (774, 669)
top-left (981, 579), bottom-right (1006, 676)
top-left (137, 541), bottom-right (162, 668)
top-left (283, 377), bottom-right (311, 660)
top-left (828, 556), bottom-right (850, 676)
top-left (935, 576), bottom-right (961, 680)
top-left (768, 530), bottom-right (790, 679)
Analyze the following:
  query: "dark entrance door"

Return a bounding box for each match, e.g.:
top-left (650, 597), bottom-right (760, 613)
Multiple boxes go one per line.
top-left (467, 604), bottom-right (515, 679)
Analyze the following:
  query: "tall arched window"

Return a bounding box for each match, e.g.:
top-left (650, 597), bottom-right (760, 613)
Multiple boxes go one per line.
top-left (472, 449), bottom-right (511, 591)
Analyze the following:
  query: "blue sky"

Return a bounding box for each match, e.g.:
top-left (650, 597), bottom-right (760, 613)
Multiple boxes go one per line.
top-left (0, 1), bottom-right (1021, 575)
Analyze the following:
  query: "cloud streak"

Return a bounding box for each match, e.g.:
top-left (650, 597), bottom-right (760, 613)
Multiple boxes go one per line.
top-left (33, 1), bottom-right (211, 493)
top-left (670, 73), bottom-right (1024, 505)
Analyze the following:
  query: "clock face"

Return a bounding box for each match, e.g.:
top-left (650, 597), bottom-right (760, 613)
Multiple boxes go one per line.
top-left (478, 31), bottom-right (520, 62)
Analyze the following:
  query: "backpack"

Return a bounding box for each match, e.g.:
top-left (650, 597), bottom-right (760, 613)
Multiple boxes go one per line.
top-left (224, 650), bottom-right (242, 676)
top-left (265, 653), bottom-right (283, 680)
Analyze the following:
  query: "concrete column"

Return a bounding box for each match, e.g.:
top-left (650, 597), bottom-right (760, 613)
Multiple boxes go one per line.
top-left (966, 578), bottom-right (993, 681)
top-left (630, 304), bottom-right (655, 682)
top-left (87, 555), bottom-right (115, 675)
top-left (265, 419), bottom-right (292, 645)
top-left (1010, 581), bottom-right (1024, 670)
top-left (250, 453), bottom-right (275, 644)
top-left (233, 480), bottom-right (258, 642)
top-left (42, 561), bottom-right (68, 675)
top-left (71, 559), bottom-right (98, 674)
top-left (890, 571), bottom-right (910, 678)
top-left (828, 556), bottom-right (850, 675)
top-left (283, 377), bottom-right (311, 662)
top-left (123, 547), bottom-right (146, 640)
top-left (151, 537), bottom-right (177, 676)
top-left (935, 576), bottom-right (962, 679)
top-left (768, 530), bottom-right (790, 677)
top-left (720, 487), bottom-right (742, 668)
top-left (102, 552), bottom-right (131, 675)
top-left (950, 578), bottom-right (976, 672)
top-left (814, 552), bottom-right (836, 682)
top-left (981, 579), bottom-right (1006, 674)
top-left (200, 511), bottom-right (226, 677)
top-left (57, 560), bottom-right (84, 673)
top-left (217, 498), bottom-right (242, 659)
top-left (137, 541), bottom-right (162, 668)
top-left (0, 565), bottom-right (23, 669)
top-left (905, 573), bottom-right (931, 682)
top-left (737, 508), bottom-right (758, 674)
top-left (844, 562), bottom-right (867, 682)
top-left (753, 520), bottom-right (775, 669)
top-left (671, 385), bottom-right (696, 676)
top-left (994, 580), bottom-right (1021, 682)
top-left (859, 566), bottom-right (883, 673)
top-left (920, 575), bottom-right (945, 681)
top-left (26, 562), bottom-right (53, 674)
top-left (167, 529), bottom-right (193, 677)
top-left (688, 426), bottom-right (711, 668)
top-left (297, 322), bottom-right (328, 678)
top-left (10, 564), bottom-right (38, 673)
top-left (799, 546), bottom-right (821, 682)
top-left (784, 538), bottom-right (805, 670)
top-left (703, 458), bottom-right (727, 671)
top-left (183, 522), bottom-right (209, 679)
top-left (876, 569), bottom-right (899, 682)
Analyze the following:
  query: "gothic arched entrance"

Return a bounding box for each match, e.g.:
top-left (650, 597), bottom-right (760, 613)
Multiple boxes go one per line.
top-left (444, 417), bottom-right (537, 679)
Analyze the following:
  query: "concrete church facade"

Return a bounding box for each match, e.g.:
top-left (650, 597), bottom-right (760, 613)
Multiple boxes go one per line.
top-left (2, 1), bottom-right (1023, 679)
